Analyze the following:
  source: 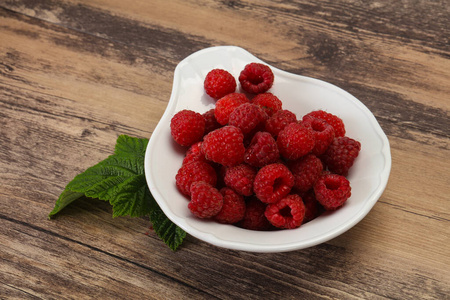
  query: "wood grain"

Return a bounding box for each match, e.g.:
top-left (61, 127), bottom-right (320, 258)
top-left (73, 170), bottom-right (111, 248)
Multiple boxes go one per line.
top-left (1, 0), bottom-right (449, 299)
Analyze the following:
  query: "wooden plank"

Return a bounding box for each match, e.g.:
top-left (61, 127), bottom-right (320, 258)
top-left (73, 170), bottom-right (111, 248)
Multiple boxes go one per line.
top-left (0, 83), bottom-right (448, 298)
top-left (2, 1), bottom-right (449, 148)
top-left (1, 0), bottom-right (449, 299)
top-left (0, 217), bottom-right (216, 299)
top-left (2, 204), bottom-right (449, 299)
top-left (0, 9), bottom-right (170, 134)
top-left (3, 0), bottom-right (449, 111)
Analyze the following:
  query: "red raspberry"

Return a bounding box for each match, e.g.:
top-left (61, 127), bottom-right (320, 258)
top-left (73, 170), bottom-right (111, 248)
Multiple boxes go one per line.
top-left (204, 69), bottom-right (236, 99)
top-left (182, 142), bottom-right (207, 165)
top-left (253, 163), bottom-right (294, 204)
top-left (240, 197), bottom-right (271, 231)
top-left (304, 110), bottom-right (346, 137)
top-left (277, 122), bottom-right (315, 160)
top-left (321, 136), bottom-right (361, 176)
top-left (239, 63), bottom-right (274, 94)
top-left (264, 109), bottom-right (297, 137)
top-left (288, 154), bottom-right (323, 192)
top-left (201, 125), bottom-right (245, 166)
top-left (251, 93), bottom-right (282, 117)
top-left (301, 190), bottom-right (324, 223)
top-left (264, 194), bottom-right (305, 229)
top-left (203, 109), bottom-right (222, 134)
top-left (214, 93), bottom-right (249, 125)
top-left (170, 110), bottom-right (205, 147)
top-left (244, 131), bottom-right (280, 167)
top-left (223, 164), bottom-right (256, 196)
top-left (302, 115), bottom-right (335, 156)
top-left (175, 161), bottom-right (217, 196)
top-left (214, 188), bottom-right (246, 224)
top-left (228, 103), bottom-right (268, 136)
top-left (188, 181), bottom-right (223, 218)
top-left (314, 173), bottom-right (351, 210)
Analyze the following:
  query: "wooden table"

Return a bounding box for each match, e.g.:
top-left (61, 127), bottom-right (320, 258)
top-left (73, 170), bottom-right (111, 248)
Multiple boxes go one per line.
top-left (1, 1), bottom-right (449, 299)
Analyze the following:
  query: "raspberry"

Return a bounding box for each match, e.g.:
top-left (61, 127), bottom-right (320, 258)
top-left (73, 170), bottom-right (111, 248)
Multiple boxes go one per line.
top-left (182, 142), bottom-right (207, 166)
top-left (251, 93), bottom-right (282, 117)
top-left (244, 131), bottom-right (280, 167)
top-left (170, 110), bottom-right (205, 147)
top-left (240, 197), bottom-right (271, 231)
top-left (314, 173), bottom-right (351, 210)
top-left (277, 122), bottom-right (315, 160)
top-left (304, 110), bottom-right (346, 137)
top-left (204, 69), bottom-right (236, 99)
top-left (239, 63), bottom-right (274, 94)
top-left (264, 194), bottom-right (305, 229)
top-left (201, 125), bottom-right (245, 166)
top-left (228, 103), bottom-right (268, 136)
top-left (188, 181), bottom-right (223, 218)
top-left (175, 161), bottom-right (217, 196)
top-left (302, 115), bottom-right (335, 156)
top-left (253, 163), bottom-right (294, 204)
top-left (321, 136), bottom-right (361, 176)
top-left (223, 164), bottom-right (256, 196)
top-left (171, 65), bottom-right (362, 229)
top-left (203, 109), bottom-right (222, 134)
top-left (301, 190), bottom-right (324, 223)
top-left (264, 109), bottom-right (297, 137)
top-left (214, 188), bottom-right (246, 224)
top-left (288, 154), bottom-right (323, 192)
top-left (214, 93), bottom-right (249, 125)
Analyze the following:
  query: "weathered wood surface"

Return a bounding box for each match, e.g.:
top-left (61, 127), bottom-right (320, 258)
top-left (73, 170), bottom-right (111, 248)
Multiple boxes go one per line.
top-left (1, 0), bottom-right (449, 299)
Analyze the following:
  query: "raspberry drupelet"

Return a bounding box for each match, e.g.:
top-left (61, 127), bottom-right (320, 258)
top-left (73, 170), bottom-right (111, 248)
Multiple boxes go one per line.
top-left (214, 93), bottom-right (250, 125)
top-left (240, 197), bottom-right (271, 231)
top-left (301, 189), bottom-right (324, 223)
top-left (204, 69), bottom-right (236, 100)
top-left (251, 93), bottom-right (282, 117)
top-left (253, 163), bottom-right (295, 204)
top-left (265, 194), bottom-right (305, 229)
top-left (244, 131), bottom-right (280, 168)
top-left (188, 181), bottom-right (223, 218)
top-left (170, 109), bottom-right (205, 147)
top-left (277, 122), bottom-right (315, 160)
top-left (321, 136), bottom-right (361, 176)
top-left (175, 161), bottom-right (217, 197)
top-left (182, 142), bottom-right (207, 166)
top-left (214, 187), bottom-right (246, 224)
top-left (303, 110), bottom-right (346, 137)
top-left (201, 125), bottom-right (246, 167)
top-left (314, 173), bottom-right (351, 210)
top-left (203, 109), bottom-right (222, 134)
top-left (288, 154), bottom-right (323, 192)
top-left (302, 115), bottom-right (335, 156)
top-left (239, 63), bottom-right (274, 94)
top-left (264, 109), bottom-right (297, 137)
top-left (228, 103), bottom-right (268, 136)
top-left (223, 163), bottom-right (257, 196)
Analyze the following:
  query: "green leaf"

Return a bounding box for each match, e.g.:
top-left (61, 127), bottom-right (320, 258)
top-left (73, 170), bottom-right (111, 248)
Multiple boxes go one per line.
top-left (48, 135), bottom-right (186, 251)
top-left (114, 135), bottom-right (148, 158)
top-left (48, 190), bottom-right (85, 219)
top-left (109, 174), bottom-right (152, 218)
top-left (148, 193), bottom-right (187, 251)
top-left (66, 155), bottom-right (139, 200)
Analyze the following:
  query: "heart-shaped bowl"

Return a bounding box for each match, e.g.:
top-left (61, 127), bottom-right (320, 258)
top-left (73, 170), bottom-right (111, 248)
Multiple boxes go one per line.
top-left (144, 46), bottom-right (391, 253)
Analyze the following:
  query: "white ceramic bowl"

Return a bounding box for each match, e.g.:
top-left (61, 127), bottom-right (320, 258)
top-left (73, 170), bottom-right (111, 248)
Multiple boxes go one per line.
top-left (144, 46), bottom-right (391, 252)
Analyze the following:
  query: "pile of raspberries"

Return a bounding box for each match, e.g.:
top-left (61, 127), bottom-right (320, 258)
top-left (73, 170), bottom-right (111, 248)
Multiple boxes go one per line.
top-left (170, 63), bottom-right (361, 231)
